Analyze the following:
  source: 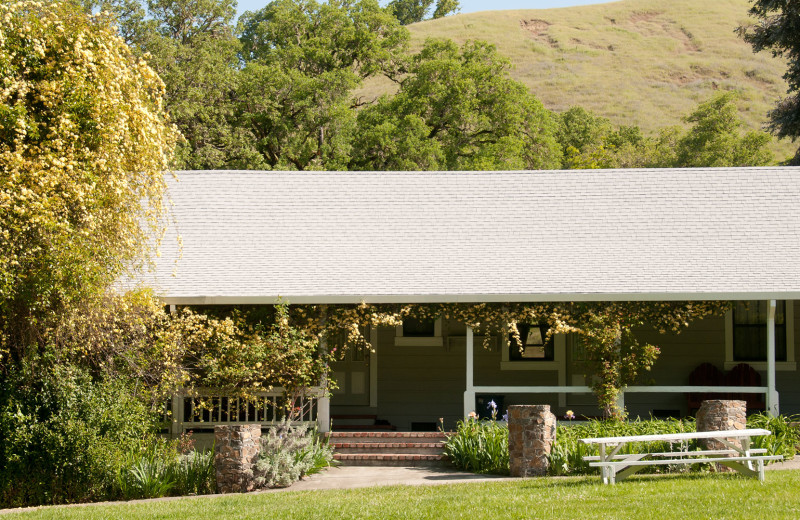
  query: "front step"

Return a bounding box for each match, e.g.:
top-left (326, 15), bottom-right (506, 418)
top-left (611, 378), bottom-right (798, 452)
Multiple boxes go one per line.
top-left (330, 414), bottom-right (396, 431)
top-left (329, 432), bottom-right (450, 468)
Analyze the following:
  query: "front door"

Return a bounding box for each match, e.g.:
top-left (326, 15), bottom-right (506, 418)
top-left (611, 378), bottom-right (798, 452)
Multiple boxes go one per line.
top-left (330, 332), bottom-right (370, 406)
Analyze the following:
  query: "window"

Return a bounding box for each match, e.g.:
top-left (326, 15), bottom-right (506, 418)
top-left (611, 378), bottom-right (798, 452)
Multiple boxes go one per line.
top-left (508, 323), bottom-right (554, 361)
top-left (724, 300), bottom-right (795, 370)
top-left (733, 301), bottom-right (786, 362)
top-left (394, 318), bottom-right (442, 347)
top-left (402, 317), bottom-right (436, 337)
top-left (501, 324), bottom-right (563, 371)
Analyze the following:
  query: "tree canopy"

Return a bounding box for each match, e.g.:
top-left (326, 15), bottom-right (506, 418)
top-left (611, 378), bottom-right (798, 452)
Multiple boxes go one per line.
top-left (740, 0), bottom-right (800, 164)
top-left (387, 0), bottom-right (460, 25)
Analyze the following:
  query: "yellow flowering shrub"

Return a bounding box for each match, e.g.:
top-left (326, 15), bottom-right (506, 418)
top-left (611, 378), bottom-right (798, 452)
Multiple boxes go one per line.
top-left (0, 1), bottom-right (178, 366)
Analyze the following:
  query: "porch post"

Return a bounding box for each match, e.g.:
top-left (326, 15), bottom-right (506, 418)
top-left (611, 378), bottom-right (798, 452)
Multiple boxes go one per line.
top-left (317, 307), bottom-right (331, 432)
top-left (463, 325), bottom-right (475, 418)
top-left (766, 299), bottom-right (779, 416)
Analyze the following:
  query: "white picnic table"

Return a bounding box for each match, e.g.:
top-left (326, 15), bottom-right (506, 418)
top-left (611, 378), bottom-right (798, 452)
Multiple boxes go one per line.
top-left (580, 428), bottom-right (783, 484)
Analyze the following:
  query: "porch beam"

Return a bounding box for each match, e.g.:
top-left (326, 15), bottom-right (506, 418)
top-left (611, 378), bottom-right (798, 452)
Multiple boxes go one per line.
top-left (767, 299), bottom-right (779, 416)
top-left (463, 325), bottom-right (475, 418)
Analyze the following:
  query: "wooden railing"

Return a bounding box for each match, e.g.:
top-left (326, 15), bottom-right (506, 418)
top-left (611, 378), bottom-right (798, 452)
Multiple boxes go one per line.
top-left (167, 387), bottom-right (324, 435)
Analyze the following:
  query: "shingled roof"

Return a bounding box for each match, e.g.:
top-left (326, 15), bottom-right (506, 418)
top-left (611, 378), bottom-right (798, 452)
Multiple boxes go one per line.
top-left (138, 167), bottom-right (800, 304)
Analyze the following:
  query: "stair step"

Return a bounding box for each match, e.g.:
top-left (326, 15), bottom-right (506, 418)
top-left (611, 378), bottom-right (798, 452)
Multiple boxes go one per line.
top-left (331, 424), bottom-right (396, 431)
top-left (327, 431), bottom-right (448, 441)
top-left (334, 453), bottom-right (449, 467)
top-left (333, 442), bottom-right (445, 455)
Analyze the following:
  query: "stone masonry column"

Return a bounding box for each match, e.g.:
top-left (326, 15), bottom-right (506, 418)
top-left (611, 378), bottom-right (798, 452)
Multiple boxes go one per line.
top-left (696, 399), bottom-right (746, 472)
top-left (215, 424), bottom-right (262, 493)
top-left (508, 405), bottom-right (557, 477)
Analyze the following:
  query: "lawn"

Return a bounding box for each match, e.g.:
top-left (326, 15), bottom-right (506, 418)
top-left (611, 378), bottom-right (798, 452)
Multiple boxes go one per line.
top-left (5, 471), bottom-right (800, 520)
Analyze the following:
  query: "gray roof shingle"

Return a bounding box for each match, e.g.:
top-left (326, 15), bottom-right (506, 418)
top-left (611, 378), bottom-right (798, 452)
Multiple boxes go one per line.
top-left (134, 167), bottom-right (800, 303)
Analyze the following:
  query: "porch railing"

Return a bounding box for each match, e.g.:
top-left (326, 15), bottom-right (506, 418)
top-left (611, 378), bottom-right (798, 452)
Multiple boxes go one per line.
top-left (465, 385), bottom-right (769, 417)
top-left (168, 387), bottom-right (324, 435)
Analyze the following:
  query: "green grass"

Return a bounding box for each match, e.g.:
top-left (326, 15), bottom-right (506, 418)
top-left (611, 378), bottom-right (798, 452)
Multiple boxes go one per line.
top-left (357, 0), bottom-right (796, 161)
top-left (6, 471), bottom-right (800, 519)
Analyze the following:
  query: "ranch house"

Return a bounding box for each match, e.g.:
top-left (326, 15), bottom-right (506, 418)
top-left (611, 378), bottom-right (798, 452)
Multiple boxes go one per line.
top-left (137, 167), bottom-right (800, 434)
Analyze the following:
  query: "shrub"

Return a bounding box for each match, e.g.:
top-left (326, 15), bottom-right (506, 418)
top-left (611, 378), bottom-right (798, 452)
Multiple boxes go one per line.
top-left (445, 416), bottom-right (509, 475)
top-left (0, 366), bottom-right (158, 507)
top-left (548, 417), bottom-right (697, 476)
top-left (747, 412), bottom-right (800, 461)
top-left (253, 419), bottom-right (334, 489)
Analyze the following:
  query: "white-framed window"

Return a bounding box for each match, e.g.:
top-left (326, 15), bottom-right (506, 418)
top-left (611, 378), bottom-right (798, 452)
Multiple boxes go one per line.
top-left (724, 300), bottom-right (795, 370)
top-left (394, 317), bottom-right (443, 347)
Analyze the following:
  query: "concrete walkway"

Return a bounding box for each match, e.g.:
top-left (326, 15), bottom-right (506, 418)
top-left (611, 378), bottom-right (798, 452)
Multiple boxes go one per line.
top-left (261, 466), bottom-right (515, 493)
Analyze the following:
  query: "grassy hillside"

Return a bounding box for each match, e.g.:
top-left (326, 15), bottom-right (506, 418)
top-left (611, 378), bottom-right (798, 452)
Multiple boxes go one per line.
top-left (358, 0), bottom-right (795, 161)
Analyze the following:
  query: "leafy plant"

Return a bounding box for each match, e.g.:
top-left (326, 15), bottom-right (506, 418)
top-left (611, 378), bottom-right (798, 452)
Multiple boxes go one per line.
top-left (445, 415), bottom-right (509, 475)
top-left (171, 450), bottom-right (216, 496)
top-left (115, 441), bottom-right (215, 500)
top-left (115, 446), bottom-right (176, 500)
top-left (747, 413), bottom-right (800, 461)
top-left (548, 417), bottom-right (698, 476)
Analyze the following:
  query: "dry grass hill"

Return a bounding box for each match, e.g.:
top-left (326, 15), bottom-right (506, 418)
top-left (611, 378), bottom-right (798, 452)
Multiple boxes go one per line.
top-left (358, 0), bottom-right (795, 161)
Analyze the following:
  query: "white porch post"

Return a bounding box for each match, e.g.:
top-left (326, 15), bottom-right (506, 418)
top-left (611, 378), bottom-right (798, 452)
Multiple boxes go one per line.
top-left (463, 325), bottom-right (475, 418)
top-left (767, 299), bottom-right (779, 416)
top-left (317, 307), bottom-right (331, 432)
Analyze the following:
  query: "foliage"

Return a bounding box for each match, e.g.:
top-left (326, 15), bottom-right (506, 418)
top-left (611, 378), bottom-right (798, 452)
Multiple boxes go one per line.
top-left (388, 0), bottom-right (458, 24)
top-left (746, 412), bottom-right (800, 461)
top-left (115, 442), bottom-right (215, 500)
top-left (236, 0), bottom-right (408, 170)
top-left (0, 0), bottom-right (177, 366)
top-left (351, 39), bottom-right (561, 171)
top-left (672, 92), bottom-right (773, 167)
top-left (548, 417), bottom-right (698, 476)
top-left (254, 419), bottom-right (334, 488)
top-left (0, 366), bottom-right (158, 507)
top-left (444, 415), bottom-right (509, 475)
top-left (293, 301), bottom-right (728, 418)
top-left (740, 0), bottom-right (800, 164)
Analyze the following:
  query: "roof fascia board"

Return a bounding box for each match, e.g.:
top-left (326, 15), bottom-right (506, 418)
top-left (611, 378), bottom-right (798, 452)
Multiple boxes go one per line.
top-left (161, 292), bottom-right (800, 305)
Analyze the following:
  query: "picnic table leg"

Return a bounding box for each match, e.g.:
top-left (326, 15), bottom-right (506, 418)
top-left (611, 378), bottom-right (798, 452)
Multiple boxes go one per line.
top-left (741, 437), bottom-right (754, 471)
top-left (758, 459), bottom-right (765, 482)
top-left (600, 443), bottom-right (608, 485)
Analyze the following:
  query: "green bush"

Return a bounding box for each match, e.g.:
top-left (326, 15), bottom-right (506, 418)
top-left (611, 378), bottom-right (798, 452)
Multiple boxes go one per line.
top-left (747, 412), bottom-right (800, 461)
top-left (253, 419), bottom-right (334, 488)
top-left (548, 417), bottom-right (697, 476)
top-left (445, 417), bottom-right (509, 475)
top-left (0, 365), bottom-right (159, 507)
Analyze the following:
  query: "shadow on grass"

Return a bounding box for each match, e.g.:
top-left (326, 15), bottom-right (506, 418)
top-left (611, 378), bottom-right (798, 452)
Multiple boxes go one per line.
top-left (512, 471), bottom-right (750, 490)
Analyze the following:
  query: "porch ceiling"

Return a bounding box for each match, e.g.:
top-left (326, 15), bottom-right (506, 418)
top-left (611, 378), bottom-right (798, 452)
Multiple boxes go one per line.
top-left (127, 167), bottom-right (800, 305)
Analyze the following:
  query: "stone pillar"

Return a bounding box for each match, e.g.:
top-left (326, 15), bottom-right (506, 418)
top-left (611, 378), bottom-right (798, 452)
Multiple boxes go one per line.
top-left (215, 424), bottom-right (261, 493)
top-left (508, 405), bottom-right (557, 477)
top-left (696, 399), bottom-right (746, 472)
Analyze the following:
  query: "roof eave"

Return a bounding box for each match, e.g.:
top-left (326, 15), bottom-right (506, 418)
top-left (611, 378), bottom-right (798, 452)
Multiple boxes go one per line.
top-left (160, 291), bottom-right (800, 305)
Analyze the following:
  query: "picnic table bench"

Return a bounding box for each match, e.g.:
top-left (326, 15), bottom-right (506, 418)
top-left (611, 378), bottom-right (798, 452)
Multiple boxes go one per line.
top-left (580, 428), bottom-right (783, 484)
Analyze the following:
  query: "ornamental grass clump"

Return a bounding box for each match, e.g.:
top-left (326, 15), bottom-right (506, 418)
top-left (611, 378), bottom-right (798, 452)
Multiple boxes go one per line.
top-left (445, 405), bottom-right (510, 475)
top-left (253, 419), bottom-right (334, 489)
top-left (114, 441), bottom-right (216, 500)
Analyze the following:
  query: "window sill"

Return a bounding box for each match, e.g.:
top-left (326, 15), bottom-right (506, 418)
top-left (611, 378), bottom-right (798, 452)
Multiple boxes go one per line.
top-left (724, 361), bottom-right (796, 371)
top-left (394, 337), bottom-right (443, 347)
top-left (500, 361), bottom-right (559, 371)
